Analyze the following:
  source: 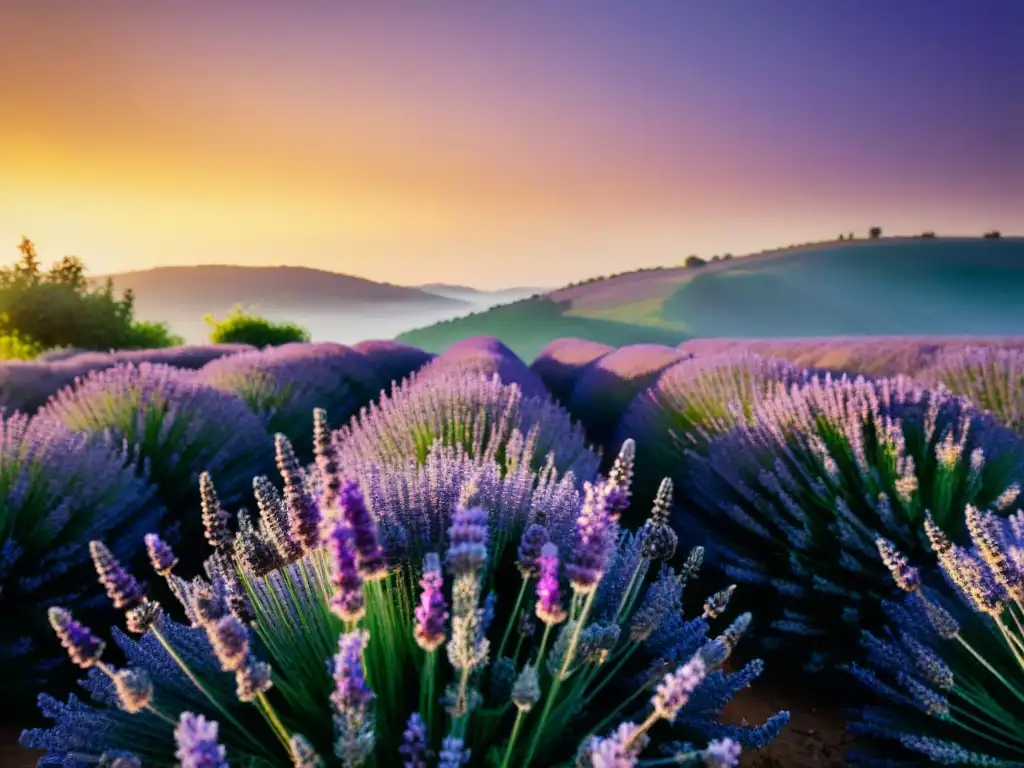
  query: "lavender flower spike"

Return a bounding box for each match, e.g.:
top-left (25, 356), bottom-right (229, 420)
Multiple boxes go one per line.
top-left (339, 480), bottom-right (387, 580)
top-left (200, 471), bottom-right (232, 551)
top-left (414, 552), bottom-right (448, 651)
top-left (327, 518), bottom-right (365, 623)
top-left (652, 653), bottom-right (709, 723)
top-left (331, 629), bottom-right (374, 711)
top-left (399, 713), bottom-right (430, 768)
top-left (209, 614), bottom-right (250, 672)
top-left (603, 438), bottom-right (636, 513)
top-left (90, 540), bottom-right (144, 609)
top-left (567, 481), bottom-right (621, 593)
top-left (313, 407), bottom-right (341, 511)
top-left (535, 543), bottom-right (568, 626)
top-left (876, 538), bottom-right (921, 592)
top-left (48, 607), bottom-right (104, 669)
top-left (703, 738), bottom-right (743, 768)
top-left (275, 432), bottom-right (323, 551)
top-left (144, 533), bottom-right (178, 576)
top-left (113, 668), bottom-right (153, 713)
top-left (446, 504), bottom-right (489, 576)
top-left (516, 523), bottom-right (550, 578)
top-left (174, 712), bottom-right (228, 768)
top-left (437, 735), bottom-right (471, 768)
top-left (289, 734), bottom-right (325, 768)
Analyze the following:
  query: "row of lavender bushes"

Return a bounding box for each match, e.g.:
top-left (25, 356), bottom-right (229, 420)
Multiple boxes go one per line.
top-left (531, 334), bottom-right (1024, 765)
top-left (8, 334), bottom-right (783, 766)
top-left (6, 330), bottom-right (1024, 764)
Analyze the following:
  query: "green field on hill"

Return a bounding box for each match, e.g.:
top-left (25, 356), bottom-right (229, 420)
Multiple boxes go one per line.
top-left (396, 238), bottom-right (1024, 361)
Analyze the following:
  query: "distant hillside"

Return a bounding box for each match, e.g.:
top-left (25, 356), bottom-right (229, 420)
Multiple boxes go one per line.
top-left (396, 237), bottom-right (1024, 362)
top-left (91, 265), bottom-right (472, 345)
top-left (94, 265), bottom-right (468, 310)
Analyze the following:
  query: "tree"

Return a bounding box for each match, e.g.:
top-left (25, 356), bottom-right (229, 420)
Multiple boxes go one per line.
top-left (685, 255), bottom-right (707, 268)
top-left (869, 227), bottom-right (882, 239)
top-left (984, 231), bottom-right (1002, 239)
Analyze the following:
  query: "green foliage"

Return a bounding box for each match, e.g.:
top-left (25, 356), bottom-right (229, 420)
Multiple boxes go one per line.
top-left (205, 306), bottom-right (311, 347)
top-left (0, 320), bottom-right (45, 360)
top-left (685, 255), bottom-right (707, 267)
top-left (0, 238), bottom-right (178, 352)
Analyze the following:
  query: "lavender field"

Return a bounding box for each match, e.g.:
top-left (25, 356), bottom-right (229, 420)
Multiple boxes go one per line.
top-left (3, 333), bottom-right (1024, 767)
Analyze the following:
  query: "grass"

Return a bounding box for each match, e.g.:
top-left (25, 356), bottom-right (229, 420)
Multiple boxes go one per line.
top-left (395, 237), bottom-right (1024, 361)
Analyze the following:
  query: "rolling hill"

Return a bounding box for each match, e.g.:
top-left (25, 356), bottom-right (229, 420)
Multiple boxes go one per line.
top-left (395, 237), bottom-right (1024, 362)
top-left (417, 283), bottom-right (547, 304)
top-left (91, 265), bottom-right (472, 345)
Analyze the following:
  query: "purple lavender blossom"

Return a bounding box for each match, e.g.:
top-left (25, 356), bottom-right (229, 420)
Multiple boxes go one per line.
top-left (173, 712), bottom-right (228, 768)
top-left (535, 543), bottom-right (567, 626)
top-left (313, 407), bottom-right (341, 511)
top-left (144, 533), bottom-right (178, 576)
top-left (399, 712), bottom-right (430, 768)
top-left (339, 480), bottom-right (387, 580)
top-left (876, 538), bottom-right (921, 592)
top-left (112, 668), bottom-right (153, 713)
top-left (516, 523), bottom-right (550, 578)
top-left (199, 471), bottom-right (233, 551)
top-left (924, 346), bottom-right (1024, 432)
top-left (579, 722), bottom-right (647, 767)
top-left (414, 553), bottom-right (448, 652)
top-left (275, 433), bottom-right (323, 551)
top-left (446, 504), bottom-right (489, 576)
top-left (602, 438), bottom-right (636, 513)
top-left (567, 482), bottom-right (620, 593)
top-left (436, 735), bottom-right (471, 768)
top-left (48, 607), bottom-right (104, 668)
top-left (327, 518), bottom-right (366, 623)
top-left (288, 734), bottom-right (324, 768)
top-left (90, 540), bottom-right (144, 610)
top-left (331, 629), bottom-right (374, 711)
top-left (208, 614), bottom-right (250, 672)
top-left (530, 337), bottom-right (615, 405)
top-left (703, 738), bottom-right (743, 768)
top-left (652, 653), bottom-right (709, 722)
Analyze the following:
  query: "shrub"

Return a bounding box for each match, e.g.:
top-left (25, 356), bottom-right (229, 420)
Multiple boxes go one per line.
top-left (23, 440), bottom-right (787, 766)
top-left (198, 343), bottom-right (378, 460)
top-left (422, 336), bottom-right (549, 399)
top-left (530, 337), bottom-right (615, 406)
top-left (848, 511), bottom-right (1024, 765)
top-left (350, 339), bottom-right (434, 396)
top-left (921, 231), bottom-right (937, 238)
top-left (37, 363), bottom-right (273, 540)
top-left (123, 320), bottom-right (185, 349)
top-left (566, 344), bottom-right (691, 469)
top-left (685, 375), bottom-right (1024, 670)
top-left (334, 370), bottom-right (600, 481)
top-left (869, 227), bottom-right (883, 239)
top-left (205, 306), bottom-right (311, 347)
top-left (685, 255), bottom-right (707, 268)
top-left (0, 327), bottom-right (44, 360)
top-left (614, 353), bottom-right (810, 516)
top-left (0, 412), bottom-right (163, 704)
top-left (984, 231), bottom-right (1002, 239)
top-left (924, 347), bottom-right (1024, 432)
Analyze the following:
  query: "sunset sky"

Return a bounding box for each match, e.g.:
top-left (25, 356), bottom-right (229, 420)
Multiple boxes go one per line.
top-left (1, 1), bottom-right (1020, 289)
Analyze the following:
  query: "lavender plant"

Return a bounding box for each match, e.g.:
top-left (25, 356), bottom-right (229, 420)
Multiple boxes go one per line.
top-left (685, 375), bottom-right (1024, 669)
top-left (565, 343), bottom-right (690, 461)
top-left (418, 337), bottom-right (550, 400)
top-left (37, 362), bottom-right (274, 524)
top-left (925, 347), bottom-right (1024, 433)
top-left (23, 437), bottom-right (786, 766)
top-left (613, 353), bottom-right (808, 517)
top-left (333, 370), bottom-right (600, 480)
top-left (199, 344), bottom-right (377, 460)
top-left (0, 411), bottom-right (163, 701)
top-left (530, 337), bottom-right (615, 406)
top-left (848, 509), bottom-right (1024, 765)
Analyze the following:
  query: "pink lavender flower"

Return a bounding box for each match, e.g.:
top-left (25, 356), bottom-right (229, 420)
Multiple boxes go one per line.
top-left (173, 712), bottom-right (228, 768)
top-left (567, 482), bottom-right (621, 593)
top-left (579, 722), bottom-right (647, 767)
top-left (313, 407), bottom-right (341, 511)
top-left (446, 504), bottom-right (489, 576)
top-left (288, 734), bottom-right (323, 768)
top-left (275, 433), bottom-right (323, 551)
top-left (652, 653), bottom-right (709, 722)
top-left (339, 480), bottom-right (387, 580)
top-left (603, 439), bottom-right (636, 513)
top-left (327, 518), bottom-right (365, 623)
top-left (414, 553), bottom-right (448, 652)
top-left (703, 738), bottom-right (742, 768)
top-left (48, 607), bottom-right (104, 669)
top-left (876, 538), bottom-right (920, 592)
top-left (535, 543), bottom-right (568, 626)
top-left (90, 541), bottom-right (144, 610)
top-left (144, 533), bottom-right (177, 576)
